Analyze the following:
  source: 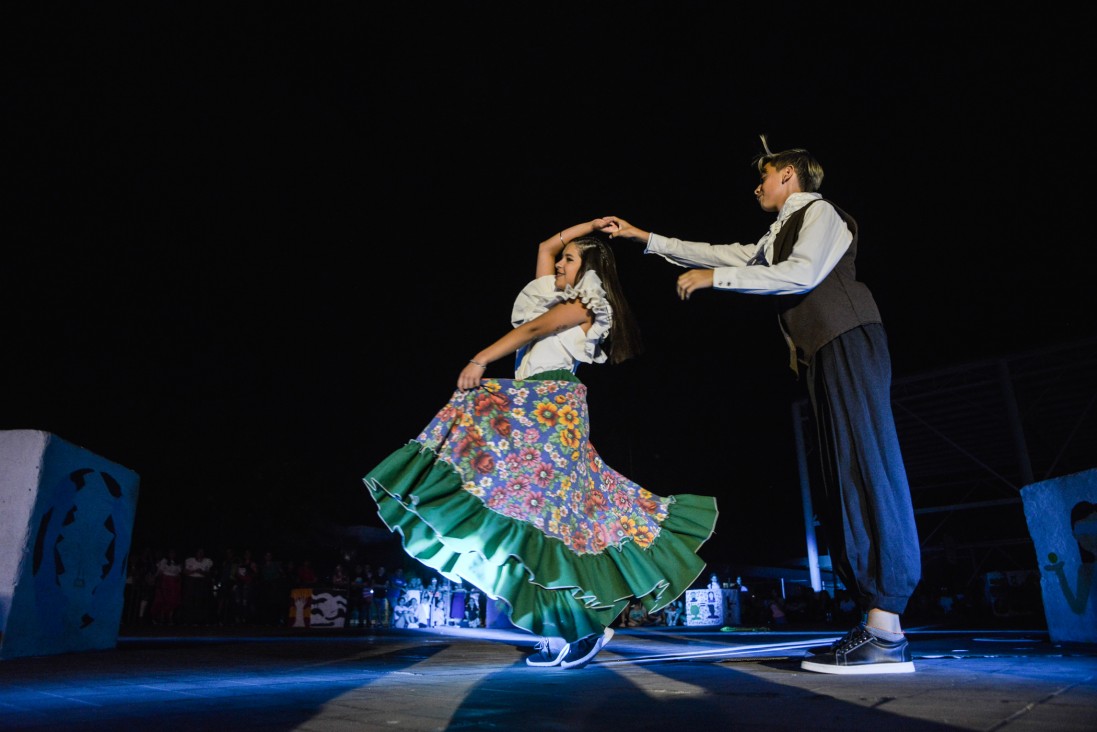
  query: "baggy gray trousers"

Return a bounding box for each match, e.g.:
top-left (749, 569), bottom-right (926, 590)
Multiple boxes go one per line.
top-left (807, 323), bottom-right (922, 615)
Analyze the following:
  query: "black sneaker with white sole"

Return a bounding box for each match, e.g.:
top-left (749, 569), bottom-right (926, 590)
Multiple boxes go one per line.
top-left (525, 637), bottom-right (570, 667)
top-left (803, 625), bottom-right (860, 656)
top-left (800, 623), bottom-right (914, 674)
top-left (560, 627), bottom-right (614, 670)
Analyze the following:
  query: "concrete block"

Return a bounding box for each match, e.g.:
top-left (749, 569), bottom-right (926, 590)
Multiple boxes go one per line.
top-left (0, 430), bottom-right (140, 659)
top-left (1020, 467), bottom-right (1097, 644)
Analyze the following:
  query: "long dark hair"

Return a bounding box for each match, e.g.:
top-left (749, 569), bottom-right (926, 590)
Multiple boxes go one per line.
top-left (569, 236), bottom-right (643, 364)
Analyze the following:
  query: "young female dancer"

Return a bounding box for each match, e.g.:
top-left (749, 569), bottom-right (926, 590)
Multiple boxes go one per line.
top-left (364, 218), bottom-right (718, 669)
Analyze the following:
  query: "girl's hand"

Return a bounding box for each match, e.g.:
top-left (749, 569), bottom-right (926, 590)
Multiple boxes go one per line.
top-left (458, 360), bottom-right (486, 390)
top-left (593, 217), bottom-right (622, 236)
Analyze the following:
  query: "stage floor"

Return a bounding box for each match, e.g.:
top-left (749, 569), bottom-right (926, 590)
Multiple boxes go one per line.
top-left (2, 624), bottom-right (1095, 731)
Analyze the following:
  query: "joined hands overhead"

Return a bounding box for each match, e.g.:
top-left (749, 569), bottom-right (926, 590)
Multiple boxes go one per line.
top-left (602, 215), bottom-right (714, 300)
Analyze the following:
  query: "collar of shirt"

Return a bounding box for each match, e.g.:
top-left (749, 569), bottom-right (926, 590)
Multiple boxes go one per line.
top-left (757, 192), bottom-right (823, 251)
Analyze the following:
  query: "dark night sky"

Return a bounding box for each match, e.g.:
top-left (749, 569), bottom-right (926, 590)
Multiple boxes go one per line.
top-left (3, 4), bottom-right (1092, 570)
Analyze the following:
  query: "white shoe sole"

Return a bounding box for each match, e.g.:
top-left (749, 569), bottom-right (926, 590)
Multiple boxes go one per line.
top-left (801, 659), bottom-right (915, 675)
top-left (559, 627), bottom-right (614, 670)
top-left (525, 642), bottom-right (570, 667)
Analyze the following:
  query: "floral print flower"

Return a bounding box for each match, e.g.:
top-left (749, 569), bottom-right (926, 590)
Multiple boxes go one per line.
top-left (531, 461), bottom-right (554, 487)
top-left (523, 490), bottom-right (545, 513)
top-left (632, 524), bottom-right (655, 548)
top-left (472, 451), bottom-right (495, 474)
top-left (533, 401), bottom-right (559, 427)
top-left (591, 523), bottom-right (611, 552)
top-left (518, 447), bottom-right (540, 466)
top-left (491, 415), bottom-right (513, 437)
top-left (505, 475), bottom-right (531, 494)
top-left (559, 426), bottom-right (581, 449)
top-left (569, 526), bottom-right (591, 552)
top-left (613, 490), bottom-right (633, 511)
top-left (583, 490), bottom-right (608, 516)
top-left (557, 405), bottom-right (580, 430)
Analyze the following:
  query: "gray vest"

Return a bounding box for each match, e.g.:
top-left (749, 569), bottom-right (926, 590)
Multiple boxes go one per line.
top-left (771, 199), bottom-right (881, 372)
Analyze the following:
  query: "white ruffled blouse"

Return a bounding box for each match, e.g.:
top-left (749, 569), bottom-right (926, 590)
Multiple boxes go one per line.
top-left (510, 271), bottom-right (614, 379)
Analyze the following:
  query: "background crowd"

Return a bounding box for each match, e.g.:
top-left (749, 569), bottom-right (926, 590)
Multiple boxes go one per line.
top-left (121, 544), bottom-right (1037, 632)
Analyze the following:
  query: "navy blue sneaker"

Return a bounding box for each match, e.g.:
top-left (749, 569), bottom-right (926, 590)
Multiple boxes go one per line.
top-left (801, 623), bottom-right (914, 674)
top-left (525, 637), bottom-right (570, 667)
top-left (560, 627), bottom-right (614, 670)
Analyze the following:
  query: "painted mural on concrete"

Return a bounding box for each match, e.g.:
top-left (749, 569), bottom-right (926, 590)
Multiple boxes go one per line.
top-left (1021, 468), bottom-right (1097, 644)
top-left (0, 431), bottom-right (140, 659)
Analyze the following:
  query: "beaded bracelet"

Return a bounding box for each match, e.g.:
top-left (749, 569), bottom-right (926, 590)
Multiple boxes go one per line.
top-left (469, 359), bottom-right (487, 368)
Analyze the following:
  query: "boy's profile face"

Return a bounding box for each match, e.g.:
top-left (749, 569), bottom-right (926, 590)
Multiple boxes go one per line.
top-left (754, 163), bottom-right (795, 213)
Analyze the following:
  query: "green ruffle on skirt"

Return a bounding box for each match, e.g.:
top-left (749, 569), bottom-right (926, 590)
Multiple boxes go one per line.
top-left (363, 369), bottom-right (719, 642)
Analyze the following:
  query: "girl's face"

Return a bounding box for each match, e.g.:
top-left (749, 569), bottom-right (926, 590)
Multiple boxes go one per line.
top-left (555, 243), bottom-right (583, 289)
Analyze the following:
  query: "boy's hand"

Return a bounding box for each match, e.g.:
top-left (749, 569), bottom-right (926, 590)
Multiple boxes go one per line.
top-left (677, 269), bottom-right (714, 300)
top-left (602, 216), bottom-right (647, 242)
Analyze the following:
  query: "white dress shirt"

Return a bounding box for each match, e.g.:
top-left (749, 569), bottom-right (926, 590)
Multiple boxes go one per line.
top-left (645, 192), bottom-right (852, 295)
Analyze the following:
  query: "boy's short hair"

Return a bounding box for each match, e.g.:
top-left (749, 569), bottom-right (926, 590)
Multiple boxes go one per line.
top-left (753, 135), bottom-right (825, 192)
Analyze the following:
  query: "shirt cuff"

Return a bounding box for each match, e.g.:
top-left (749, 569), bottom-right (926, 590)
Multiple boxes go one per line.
top-left (644, 232), bottom-right (665, 254)
top-left (713, 266), bottom-right (738, 289)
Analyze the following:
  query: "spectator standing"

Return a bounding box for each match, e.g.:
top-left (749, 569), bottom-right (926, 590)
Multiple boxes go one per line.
top-left (768, 590), bottom-right (788, 627)
top-left (347, 564), bottom-right (367, 628)
top-left (126, 546), bottom-right (157, 625)
top-left (371, 565), bottom-right (391, 629)
top-left (232, 548), bottom-right (258, 624)
top-left (215, 548), bottom-right (237, 626)
top-left (296, 559), bottom-right (318, 587)
top-left (257, 550), bottom-right (288, 626)
top-left (150, 548), bottom-right (182, 625)
top-left (387, 568), bottom-right (406, 627)
top-left (181, 547), bottom-right (214, 625)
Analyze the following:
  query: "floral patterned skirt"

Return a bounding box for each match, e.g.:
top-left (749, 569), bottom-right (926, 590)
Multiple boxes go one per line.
top-left (363, 369), bottom-right (719, 642)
